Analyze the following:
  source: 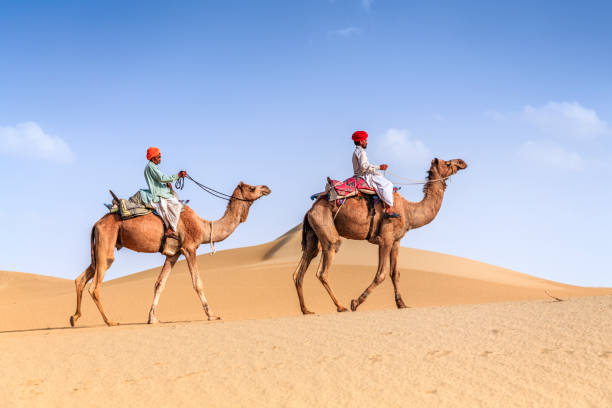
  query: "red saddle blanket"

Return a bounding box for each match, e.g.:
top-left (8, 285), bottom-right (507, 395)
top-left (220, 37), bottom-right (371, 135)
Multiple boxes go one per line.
top-left (327, 176), bottom-right (376, 197)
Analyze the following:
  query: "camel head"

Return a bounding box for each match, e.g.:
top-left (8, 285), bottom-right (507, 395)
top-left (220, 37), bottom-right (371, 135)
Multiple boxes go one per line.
top-left (431, 158), bottom-right (468, 178)
top-left (237, 182), bottom-right (272, 201)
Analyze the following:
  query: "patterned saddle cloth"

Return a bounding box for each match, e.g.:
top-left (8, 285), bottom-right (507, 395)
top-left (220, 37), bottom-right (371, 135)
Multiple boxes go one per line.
top-left (328, 176), bottom-right (376, 198)
top-left (311, 176), bottom-right (399, 205)
top-left (105, 191), bottom-right (188, 220)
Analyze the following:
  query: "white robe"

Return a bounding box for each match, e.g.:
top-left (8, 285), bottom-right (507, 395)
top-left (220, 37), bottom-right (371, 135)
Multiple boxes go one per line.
top-left (352, 146), bottom-right (394, 206)
top-left (152, 196), bottom-right (182, 232)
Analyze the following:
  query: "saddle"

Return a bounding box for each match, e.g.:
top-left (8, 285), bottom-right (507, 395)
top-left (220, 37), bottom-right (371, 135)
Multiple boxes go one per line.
top-left (106, 190), bottom-right (188, 256)
top-left (105, 190), bottom-right (188, 220)
top-left (310, 176), bottom-right (399, 205)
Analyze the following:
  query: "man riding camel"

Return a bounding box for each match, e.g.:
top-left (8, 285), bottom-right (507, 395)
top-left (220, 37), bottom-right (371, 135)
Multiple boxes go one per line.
top-left (352, 130), bottom-right (400, 218)
top-left (140, 147), bottom-right (187, 238)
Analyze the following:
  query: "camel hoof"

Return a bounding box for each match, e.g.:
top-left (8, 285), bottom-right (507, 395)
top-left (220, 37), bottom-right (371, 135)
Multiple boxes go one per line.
top-left (302, 310), bottom-right (315, 315)
top-left (337, 306), bottom-right (348, 313)
top-left (148, 317), bottom-right (159, 324)
top-left (208, 316), bottom-right (222, 321)
top-left (350, 299), bottom-right (359, 311)
top-left (106, 321), bottom-right (119, 327)
top-left (69, 315), bottom-right (76, 327)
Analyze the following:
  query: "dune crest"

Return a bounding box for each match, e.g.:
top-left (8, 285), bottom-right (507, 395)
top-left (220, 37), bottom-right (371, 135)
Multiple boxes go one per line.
top-left (0, 224), bottom-right (608, 332)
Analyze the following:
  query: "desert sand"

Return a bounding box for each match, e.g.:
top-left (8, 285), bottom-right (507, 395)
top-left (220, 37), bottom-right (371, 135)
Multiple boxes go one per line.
top-left (1, 225), bottom-right (610, 407)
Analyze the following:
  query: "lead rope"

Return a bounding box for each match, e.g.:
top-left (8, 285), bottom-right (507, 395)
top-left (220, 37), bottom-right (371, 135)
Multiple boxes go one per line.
top-left (333, 199), bottom-right (347, 221)
top-left (209, 221), bottom-right (216, 255)
top-left (386, 171), bottom-right (450, 185)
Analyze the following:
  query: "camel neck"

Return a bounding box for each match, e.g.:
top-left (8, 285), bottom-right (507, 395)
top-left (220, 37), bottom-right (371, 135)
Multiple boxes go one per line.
top-left (199, 187), bottom-right (252, 244)
top-left (404, 168), bottom-right (446, 230)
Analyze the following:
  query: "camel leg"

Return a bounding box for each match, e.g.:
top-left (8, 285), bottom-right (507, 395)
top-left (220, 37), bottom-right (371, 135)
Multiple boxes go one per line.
top-left (292, 231), bottom-right (320, 315)
top-left (390, 240), bottom-right (408, 309)
top-left (88, 256), bottom-right (117, 326)
top-left (148, 254), bottom-right (180, 324)
top-left (316, 243), bottom-right (347, 312)
top-left (306, 209), bottom-right (346, 312)
top-left (69, 265), bottom-right (95, 327)
top-left (351, 242), bottom-right (392, 311)
top-left (184, 248), bottom-right (221, 321)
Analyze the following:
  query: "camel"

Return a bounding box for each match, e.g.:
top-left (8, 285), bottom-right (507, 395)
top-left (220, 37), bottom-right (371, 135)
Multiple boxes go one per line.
top-left (70, 182), bottom-right (271, 327)
top-left (293, 158), bottom-right (467, 314)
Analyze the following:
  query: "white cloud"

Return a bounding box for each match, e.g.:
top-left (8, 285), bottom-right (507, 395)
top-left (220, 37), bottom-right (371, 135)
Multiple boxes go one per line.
top-left (0, 122), bottom-right (74, 163)
top-left (522, 102), bottom-right (609, 139)
top-left (329, 27), bottom-right (361, 38)
top-left (378, 128), bottom-right (431, 166)
top-left (518, 140), bottom-right (586, 171)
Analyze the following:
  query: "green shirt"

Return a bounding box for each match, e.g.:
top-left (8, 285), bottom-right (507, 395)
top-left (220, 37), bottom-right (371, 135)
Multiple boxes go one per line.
top-left (139, 161), bottom-right (178, 204)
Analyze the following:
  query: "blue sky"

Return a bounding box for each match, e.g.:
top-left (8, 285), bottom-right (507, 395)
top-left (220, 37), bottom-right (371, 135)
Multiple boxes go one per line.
top-left (1, 0), bottom-right (610, 286)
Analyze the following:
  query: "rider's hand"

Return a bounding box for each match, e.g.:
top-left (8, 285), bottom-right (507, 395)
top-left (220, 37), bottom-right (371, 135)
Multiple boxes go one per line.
top-left (380, 164), bottom-right (388, 171)
top-left (179, 170), bottom-right (187, 178)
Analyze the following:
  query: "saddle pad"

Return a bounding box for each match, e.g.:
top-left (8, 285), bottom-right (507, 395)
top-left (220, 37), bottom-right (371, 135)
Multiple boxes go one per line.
top-left (105, 190), bottom-right (188, 220)
top-left (328, 176), bottom-right (376, 198)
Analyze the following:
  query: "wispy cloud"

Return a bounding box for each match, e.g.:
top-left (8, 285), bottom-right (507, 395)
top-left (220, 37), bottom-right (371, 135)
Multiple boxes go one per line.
top-left (329, 27), bottom-right (361, 38)
top-left (518, 140), bottom-right (586, 171)
top-left (0, 122), bottom-right (75, 163)
top-left (522, 101), bottom-right (609, 139)
top-left (378, 128), bottom-right (431, 167)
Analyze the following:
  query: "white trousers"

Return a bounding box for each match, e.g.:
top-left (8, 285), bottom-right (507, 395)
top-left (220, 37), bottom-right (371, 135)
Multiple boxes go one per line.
top-left (152, 196), bottom-right (181, 232)
top-left (366, 174), bottom-right (394, 207)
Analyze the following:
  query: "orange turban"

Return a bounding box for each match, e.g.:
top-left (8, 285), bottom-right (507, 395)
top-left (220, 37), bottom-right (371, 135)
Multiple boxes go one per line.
top-left (352, 131), bottom-right (368, 142)
top-left (146, 147), bottom-right (160, 160)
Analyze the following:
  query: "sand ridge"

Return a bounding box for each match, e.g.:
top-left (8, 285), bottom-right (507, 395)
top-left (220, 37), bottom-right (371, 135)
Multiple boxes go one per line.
top-left (0, 225), bottom-right (610, 407)
top-left (0, 224), bottom-right (608, 332)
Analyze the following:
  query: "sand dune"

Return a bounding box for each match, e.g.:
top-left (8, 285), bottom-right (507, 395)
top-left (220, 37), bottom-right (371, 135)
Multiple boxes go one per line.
top-left (0, 224), bottom-right (607, 332)
top-left (0, 226), bottom-right (610, 331)
top-left (1, 296), bottom-right (611, 407)
top-left (1, 225), bottom-right (610, 406)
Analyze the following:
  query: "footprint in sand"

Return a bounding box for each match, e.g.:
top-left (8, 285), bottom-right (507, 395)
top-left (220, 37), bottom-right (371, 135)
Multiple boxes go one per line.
top-left (369, 354), bottom-right (383, 363)
top-left (599, 351), bottom-right (611, 359)
top-left (22, 379), bottom-right (44, 387)
top-left (480, 351), bottom-right (493, 357)
top-left (427, 350), bottom-right (451, 358)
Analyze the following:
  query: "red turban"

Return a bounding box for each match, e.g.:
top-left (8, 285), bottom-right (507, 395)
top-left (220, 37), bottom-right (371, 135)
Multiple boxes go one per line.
top-left (146, 147), bottom-right (161, 160)
top-left (352, 131), bottom-right (368, 142)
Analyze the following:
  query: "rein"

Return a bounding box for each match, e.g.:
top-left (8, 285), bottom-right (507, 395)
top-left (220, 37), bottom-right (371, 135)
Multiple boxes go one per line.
top-left (386, 171), bottom-right (450, 185)
top-left (175, 175), bottom-right (252, 202)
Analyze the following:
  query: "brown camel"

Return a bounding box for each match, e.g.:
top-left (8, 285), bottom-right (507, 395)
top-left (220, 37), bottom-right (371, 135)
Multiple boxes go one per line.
top-left (70, 182), bottom-right (271, 327)
top-left (293, 158), bottom-right (467, 314)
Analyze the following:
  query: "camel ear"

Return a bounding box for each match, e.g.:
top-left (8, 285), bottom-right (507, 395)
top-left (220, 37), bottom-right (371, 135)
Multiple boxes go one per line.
top-left (239, 181), bottom-right (244, 187)
top-left (432, 158), bottom-right (439, 165)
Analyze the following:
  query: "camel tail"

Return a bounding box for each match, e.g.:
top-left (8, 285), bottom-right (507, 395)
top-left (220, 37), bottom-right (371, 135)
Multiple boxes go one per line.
top-left (301, 214), bottom-right (318, 251)
top-left (90, 226), bottom-right (96, 270)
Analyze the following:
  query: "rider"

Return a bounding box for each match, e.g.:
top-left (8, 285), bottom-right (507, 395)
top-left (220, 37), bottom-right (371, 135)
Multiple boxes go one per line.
top-left (352, 131), bottom-right (400, 218)
top-left (140, 147), bottom-right (187, 238)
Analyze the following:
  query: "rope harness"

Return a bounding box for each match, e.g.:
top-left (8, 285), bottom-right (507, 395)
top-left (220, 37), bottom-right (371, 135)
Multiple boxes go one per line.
top-left (386, 171), bottom-right (450, 185)
top-left (175, 175), bottom-right (253, 202)
top-left (174, 175), bottom-right (252, 255)
top-left (209, 221), bottom-right (216, 255)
